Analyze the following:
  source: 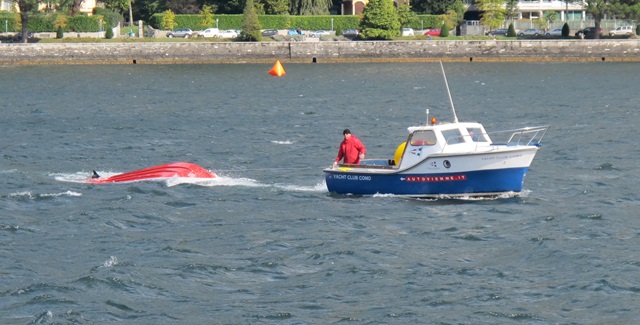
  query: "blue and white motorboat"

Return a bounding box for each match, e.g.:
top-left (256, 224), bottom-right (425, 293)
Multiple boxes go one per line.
top-left (323, 63), bottom-right (549, 198)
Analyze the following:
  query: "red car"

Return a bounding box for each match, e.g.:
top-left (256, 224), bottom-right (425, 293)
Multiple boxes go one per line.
top-left (424, 28), bottom-right (441, 36)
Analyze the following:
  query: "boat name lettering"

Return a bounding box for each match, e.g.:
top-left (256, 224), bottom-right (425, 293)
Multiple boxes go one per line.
top-left (481, 154), bottom-right (522, 161)
top-left (405, 175), bottom-right (466, 182)
top-left (332, 174), bottom-right (371, 181)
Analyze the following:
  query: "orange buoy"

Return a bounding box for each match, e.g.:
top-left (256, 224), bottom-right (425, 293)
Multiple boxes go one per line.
top-left (268, 60), bottom-right (286, 77)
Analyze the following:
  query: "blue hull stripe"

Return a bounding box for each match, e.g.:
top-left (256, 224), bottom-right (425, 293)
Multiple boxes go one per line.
top-left (325, 168), bottom-right (529, 196)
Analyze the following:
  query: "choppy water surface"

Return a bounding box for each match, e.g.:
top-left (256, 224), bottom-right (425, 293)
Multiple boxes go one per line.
top-left (1, 62), bottom-right (639, 324)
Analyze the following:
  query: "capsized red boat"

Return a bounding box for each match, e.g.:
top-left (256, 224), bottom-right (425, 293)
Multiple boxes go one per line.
top-left (89, 162), bottom-right (216, 184)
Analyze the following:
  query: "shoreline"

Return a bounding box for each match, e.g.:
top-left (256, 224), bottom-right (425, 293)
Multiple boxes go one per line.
top-left (2, 40), bottom-right (640, 65)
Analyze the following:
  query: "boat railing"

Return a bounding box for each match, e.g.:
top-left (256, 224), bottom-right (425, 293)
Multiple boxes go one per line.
top-left (489, 126), bottom-right (549, 147)
top-left (440, 126), bottom-right (549, 152)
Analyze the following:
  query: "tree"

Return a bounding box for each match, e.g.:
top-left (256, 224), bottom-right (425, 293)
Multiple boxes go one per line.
top-left (199, 5), bottom-right (215, 28)
top-left (583, 0), bottom-right (610, 39)
top-left (562, 22), bottom-right (570, 37)
top-left (262, 0), bottom-right (290, 14)
top-left (290, 0), bottom-right (333, 15)
top-left (544, 11), bottom-right (559, 28)
top-left (476, 0), bottom-right (506, 31)
top-left (359, 0), bottom-right (401, 40)
top-left (240, 0), bottom-right (262, 41)
top-left (412, 0), bottom-right (460, 14)
top-left (16, 0), bottom-right (41, 43)
top-left (607, 0), bottom-right (640, 22)
top-left (504, 0), bottom-right (519, 22)
top-left (440, 20), bottom-right (449, 36)
top-left (161, 9), bottom-right (176, 30)
top-left (397, 4), bottom-right (418, 28)
top-left (166, 0), bottom-right (199, 14)
top-left (507, 22), bottom-right (516, 37)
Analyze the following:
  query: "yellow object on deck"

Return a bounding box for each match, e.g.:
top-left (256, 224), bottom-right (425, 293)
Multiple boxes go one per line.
top-left (394, 142), bottom-right (406, 166)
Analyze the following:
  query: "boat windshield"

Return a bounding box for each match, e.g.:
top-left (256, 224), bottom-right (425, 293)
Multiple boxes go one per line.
top-left (410, 130), bottom-right (437, 146)
top-left (466, 127), bottom-right (488, 142)
top-left (442, 129), bottom-right (463, 144)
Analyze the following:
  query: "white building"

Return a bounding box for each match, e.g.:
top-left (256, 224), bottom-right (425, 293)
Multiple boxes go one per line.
top-left (1, 0), bottom-right (97, 15)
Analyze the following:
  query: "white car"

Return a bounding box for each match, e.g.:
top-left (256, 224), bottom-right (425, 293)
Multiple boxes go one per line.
top-left (216, 30), bottom-right (238, 38)
top-left (197, 28), bottom-right (219, 38)
top-left (609, 26), bottom-right (634, 36)
top-left (310, 30), bottom-right (331, 37)
top-left (402, 28), bottom-right (415, 36)
top-left (545, 29), bottom-right (563, 36)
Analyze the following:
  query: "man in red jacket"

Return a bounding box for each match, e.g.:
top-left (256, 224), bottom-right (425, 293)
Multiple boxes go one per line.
top-left (333, 129), bottom-right (366, 167)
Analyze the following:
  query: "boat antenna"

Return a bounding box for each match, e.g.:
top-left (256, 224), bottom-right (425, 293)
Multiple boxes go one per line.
top-left (439, 61), bottom-right (459, 123)
top-left (426, 108), bottom-right (429, 125)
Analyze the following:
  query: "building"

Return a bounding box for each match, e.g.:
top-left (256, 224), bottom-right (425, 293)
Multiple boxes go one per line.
top-left (342, 0), bottom-right (589, 23)
top-left (1, 0), bottom-right (97, 15)
top-left (342, 0), bottom-right (410, 15)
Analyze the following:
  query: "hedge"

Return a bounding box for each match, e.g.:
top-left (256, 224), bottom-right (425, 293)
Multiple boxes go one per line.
top-left (0, 11), bottom-right (112, 32)
top-left (148, 14), bottom-right (440, 33)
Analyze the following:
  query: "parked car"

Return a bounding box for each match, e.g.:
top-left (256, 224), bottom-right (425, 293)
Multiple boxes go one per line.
top-left (575, 27), bottom-right (603, 38)
top-left (262, 29), bottom-right (278, 37)
top-left (288, 28), bottom-right (304, 36)
top-left (342, 29), bottom-right (359, 37)
top-left (518, 29), bottom-right (542, 37)
top-left (402, 28), bottom-right (415, 36)
top-left (486, 28), bottom-right (508, 36)
top-left (609, 26), bottom-right (634, 36)
top-left (167, 28), bottom-right (193, 38)
top-left (215, 30), bottom-right (238, 38)
top-left (424, 28), bottom-right (441, 36)
top-left (197, 28), bottom-right (219, 38)
top-left (12, 31), bottom-right (35, 41)
top-left (545, 29), bottom-right (563, 36)
top-left (310, 30), bottom-right (331, 37)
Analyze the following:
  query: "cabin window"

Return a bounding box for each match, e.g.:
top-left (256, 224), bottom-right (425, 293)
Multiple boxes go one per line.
top-left (442, 129), bottom-right (463, 144)
top-left (466, 127), bottom-right (487, 142)
top-left (409, 130), bottom-right (437, 146)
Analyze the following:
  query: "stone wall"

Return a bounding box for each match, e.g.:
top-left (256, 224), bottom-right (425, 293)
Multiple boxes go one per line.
top-left (2, 40), bottom-right (640, 65)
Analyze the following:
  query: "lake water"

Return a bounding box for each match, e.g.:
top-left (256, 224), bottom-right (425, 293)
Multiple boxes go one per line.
top-left (1, 62), bottom-right (639, 324)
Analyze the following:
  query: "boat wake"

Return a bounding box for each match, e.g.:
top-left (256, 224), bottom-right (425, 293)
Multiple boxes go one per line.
top-left (54, 171), bottom-right (328, 193)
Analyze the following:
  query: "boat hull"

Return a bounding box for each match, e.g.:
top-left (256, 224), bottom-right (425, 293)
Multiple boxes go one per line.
top-left (325, 167), bottom-right (529, 197)
top-left (89, 162), bottom-right (216, 184)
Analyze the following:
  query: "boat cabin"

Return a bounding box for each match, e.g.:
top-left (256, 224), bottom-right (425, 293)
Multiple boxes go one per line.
top-left (357, 121), bottom-right (492, 170)
top-left (395, 122), bottom-right (490, 168)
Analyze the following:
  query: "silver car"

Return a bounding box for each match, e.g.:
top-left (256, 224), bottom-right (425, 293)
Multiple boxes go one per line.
top-left (518, 29), bottom-right (542, 37)
top-left (167, 28), bottom-right (193, 38)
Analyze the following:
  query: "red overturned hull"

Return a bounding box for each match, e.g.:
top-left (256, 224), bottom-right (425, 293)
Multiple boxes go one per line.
top-left (89, 162), bottom-right (216, 184)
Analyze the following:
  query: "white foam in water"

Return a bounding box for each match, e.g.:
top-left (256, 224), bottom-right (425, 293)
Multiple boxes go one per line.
top-left (165, 175), bottom-right (267, 188)
top-left (103, 256), bottom-right (118, 267)
top-left (272, 181), bottom-right (328, 192)
top-left (40, 191), bottom-right (82, 197)
top-left (53, 171), bottom-right (119, 183)
top-left (271, 140), bottom-right (294, 145)
top-left (9, 190), bottom-right (82, 199)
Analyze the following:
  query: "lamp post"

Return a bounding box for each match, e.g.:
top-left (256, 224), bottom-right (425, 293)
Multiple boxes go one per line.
top-left (331, 18), bottom-right (334, 31)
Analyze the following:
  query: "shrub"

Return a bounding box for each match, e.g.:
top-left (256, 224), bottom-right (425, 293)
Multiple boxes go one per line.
top-left (562, 23), bottom-right (569, 37)
top-left (440, 21), bottom-right (449, 37)
top-left (105, 27), bottom-right (113, 39)
top-left (507, 23), bottom-right (516, 37)
top-left (56, 26), bottom-right (63, 39)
